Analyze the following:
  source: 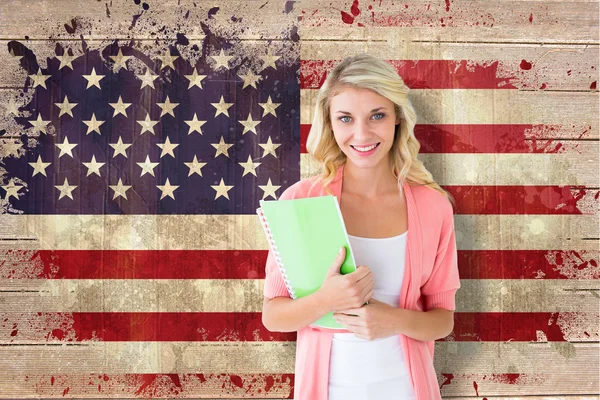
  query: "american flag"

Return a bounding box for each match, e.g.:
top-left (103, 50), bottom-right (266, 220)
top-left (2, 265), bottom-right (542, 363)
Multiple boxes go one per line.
top-left (1, 27), bottom-right (300, 397)
top-left (1, 1), bottom-right (599, 398)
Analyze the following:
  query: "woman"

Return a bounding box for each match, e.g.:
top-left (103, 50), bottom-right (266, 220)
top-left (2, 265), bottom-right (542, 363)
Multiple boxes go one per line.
top-left (261, 53), bottom-right (461, 400)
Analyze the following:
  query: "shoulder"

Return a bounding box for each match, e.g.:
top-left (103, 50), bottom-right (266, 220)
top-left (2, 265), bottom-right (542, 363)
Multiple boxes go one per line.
top-left (408, 183), bottom-right (454, 221)
top-left (279, 175), bottom-right (322, 200)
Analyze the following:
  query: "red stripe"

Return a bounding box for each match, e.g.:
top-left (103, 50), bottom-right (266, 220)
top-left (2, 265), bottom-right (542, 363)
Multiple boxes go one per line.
top-left (301, 60), bottom-right (519, 89)
top-left (2, 250), bottom-right (597, 279)
top-left (6, 312), bottom-right (593, 343)
top-left (457, 250), bottom-right (599, 280)
top-left (301, 124), bottom-right (594, 154)
top-left (446, 186), bottom-right (598, 215)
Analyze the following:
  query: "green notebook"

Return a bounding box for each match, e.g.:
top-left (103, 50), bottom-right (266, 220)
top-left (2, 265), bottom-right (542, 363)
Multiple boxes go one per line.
top-left (257, 195), bottom-right (357, 329)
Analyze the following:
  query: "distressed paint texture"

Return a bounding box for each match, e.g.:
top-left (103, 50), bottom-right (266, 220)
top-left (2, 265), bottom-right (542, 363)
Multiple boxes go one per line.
top-left (0, 0), bottom-right (599, 399)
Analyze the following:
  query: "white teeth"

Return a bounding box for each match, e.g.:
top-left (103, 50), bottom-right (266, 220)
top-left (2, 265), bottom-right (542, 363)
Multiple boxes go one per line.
top-left (352, 143), bottom-right (378, 152)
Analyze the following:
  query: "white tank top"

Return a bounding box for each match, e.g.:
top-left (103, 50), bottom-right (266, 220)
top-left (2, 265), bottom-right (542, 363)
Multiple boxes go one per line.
top-left (328, 231), bottom-right (416, 400)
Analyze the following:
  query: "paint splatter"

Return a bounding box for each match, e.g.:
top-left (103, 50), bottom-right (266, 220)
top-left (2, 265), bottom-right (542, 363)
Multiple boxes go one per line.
top-left (341, 10), bottom-right (354, 24)
top-left (529, 13), bottom-right (533, 22)
top-left (591, 81), bottom-right (597, 89)
top-left (520, 60), bottom-right (532, 70)
top-left (350, 0), bottom-right (361, 16)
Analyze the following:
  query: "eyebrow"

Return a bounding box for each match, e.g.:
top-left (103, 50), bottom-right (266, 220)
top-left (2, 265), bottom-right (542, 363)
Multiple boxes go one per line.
top-left (334, 107), bottom-right (387, 114)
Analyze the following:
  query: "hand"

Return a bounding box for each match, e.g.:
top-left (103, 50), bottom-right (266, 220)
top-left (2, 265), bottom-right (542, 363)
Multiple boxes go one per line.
top-left (317, 246), bottom-right (374, 313)
top-left (333, 298), bottom-right (400, 341)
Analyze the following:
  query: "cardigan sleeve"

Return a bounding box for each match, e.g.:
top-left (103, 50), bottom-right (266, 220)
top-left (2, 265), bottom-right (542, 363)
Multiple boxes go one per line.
top-left (262, 184), bottom-right (298, 300)
top-left (263, 248), bottom-right (291, 299)
top-left (421, 202), bottom-right (461, 311)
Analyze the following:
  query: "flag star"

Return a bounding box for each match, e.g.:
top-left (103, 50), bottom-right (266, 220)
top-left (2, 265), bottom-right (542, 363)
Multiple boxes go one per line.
top-left (238, 70), bottom-right (262, 89)
top-left (211, 136), bottom-right (234, 159)
top-left (210, 49), bottom-right (233, 71)
top-left (82, 155), bottom-right (105, 177)
top-left (55, 136), bottom-right (77, 158)
top-left (137, 114), bottom-right (159, 135)
top-left (156, 177), bottom-right (179, 200)
top-left (1, 180), bottom-right (23, 201)
top-left (29, 155), bottom-right (51, 177)
top-left (184, 155), bottom-right (207, 177)
top-left (157, 95), bottom-right (179, 118)
top-left (28, 68), bottom-right (51, 89)
top-left (259, 96), bottom-right (281, 118)
top-left (156, 136), bottom-right (179, 158)
top-left (238, 154), bottom-right (261, 177)
top-left (29, 114), bottom-right (51, 134)
top-left (55, 53), bottom-right (80, 70)
top-left (137, 155), bottom-right (160, 177)
top-left (82, 67), bottom-right (105, 89)
top-left (184, 67), bottom-right (207, 89)
top-left (157, 53), bottom-right (179, 70)
top-left (258, 136), bottom-right (281, 158)
top-left (109, 95), bottom-right (131, 117)
top-left (260, 50), bottom-right (281, 71)
top-left (109, 177), bottom-right (132, 200)
top-left (2, 141), bottom-right (22, 157)
top-left (185, 113), bottom-right (207, 135)
top-left (109, 136), bottom-right (132, 158)
top-left (55, 177), bottom-right (77, 200)
top-left (238, 113), bottom-right (261, 135)
top-left (259, 178), bottom-right (281, 200)
top-left (210, 96), bottom-right (233, 118)
top-left (54, 95), bottom-right (78, 118)
top-left (211, 178), bottom-right (234, 200)
top-left (82, 113), bottom-right (105, 135)
top-left (4, 98), bottom-right (19, 117)
top-left (137, 68), bottom-right (158, 89)
top-left (109, 48), bottom-right (132, 71)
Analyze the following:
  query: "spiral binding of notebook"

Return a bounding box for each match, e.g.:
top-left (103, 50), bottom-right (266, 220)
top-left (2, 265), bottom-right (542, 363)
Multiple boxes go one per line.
top-left (256, 207), bottom-right (297, 299)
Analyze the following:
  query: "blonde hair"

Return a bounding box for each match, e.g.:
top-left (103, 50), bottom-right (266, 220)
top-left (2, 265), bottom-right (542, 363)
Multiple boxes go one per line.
top-left (306, 53), bottom-right (454, 206)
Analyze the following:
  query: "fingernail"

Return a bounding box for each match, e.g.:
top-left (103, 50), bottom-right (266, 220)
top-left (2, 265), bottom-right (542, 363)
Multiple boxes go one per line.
top-left (339, 247), bottom-right (344, 254)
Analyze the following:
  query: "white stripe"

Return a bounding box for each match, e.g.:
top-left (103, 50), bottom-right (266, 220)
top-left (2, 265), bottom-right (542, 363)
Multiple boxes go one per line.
top-left (0, 342), bottom-right (596, 376)
top-left (300, 151), bottom-right (599, 186)
top-left (300, 89), bottom-right (600, 126)
top-left (0, 214), bottom-right (596, 251)
top-left (0, 279), bottom-right (598, 313)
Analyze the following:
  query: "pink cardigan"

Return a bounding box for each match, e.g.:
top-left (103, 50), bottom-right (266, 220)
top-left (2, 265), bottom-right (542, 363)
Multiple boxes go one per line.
top-left (263, 163), bottom-right (461, 400)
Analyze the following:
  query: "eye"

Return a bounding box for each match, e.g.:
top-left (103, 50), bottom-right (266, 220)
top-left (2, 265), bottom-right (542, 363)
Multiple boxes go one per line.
top-left (372, 113), bottom-right (385, 120)
top-left (339, 116), bottom-right (351, 123)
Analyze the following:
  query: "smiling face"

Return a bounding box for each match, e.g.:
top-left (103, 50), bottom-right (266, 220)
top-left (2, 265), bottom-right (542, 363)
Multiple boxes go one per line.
top-left (329, 86), bottom-right (400, 170)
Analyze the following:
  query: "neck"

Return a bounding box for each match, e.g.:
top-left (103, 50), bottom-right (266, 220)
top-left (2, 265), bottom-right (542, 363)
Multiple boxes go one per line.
top-left (341, 158), bottom-right (399, 199)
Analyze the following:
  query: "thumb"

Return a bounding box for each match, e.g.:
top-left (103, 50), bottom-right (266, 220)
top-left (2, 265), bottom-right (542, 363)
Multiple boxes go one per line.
top-left (326, 246), bottom-right (346, 277)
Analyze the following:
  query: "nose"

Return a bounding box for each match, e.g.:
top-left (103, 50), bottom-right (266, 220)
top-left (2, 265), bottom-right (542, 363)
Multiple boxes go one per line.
top-left (353, 119), bottom-right (371, 140)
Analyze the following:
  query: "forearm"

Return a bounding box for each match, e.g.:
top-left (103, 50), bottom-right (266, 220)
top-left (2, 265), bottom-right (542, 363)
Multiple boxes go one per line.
top-left (393, 308), bottom-right (454, 342)
top-left (262, 291), bottom-right (330, 332)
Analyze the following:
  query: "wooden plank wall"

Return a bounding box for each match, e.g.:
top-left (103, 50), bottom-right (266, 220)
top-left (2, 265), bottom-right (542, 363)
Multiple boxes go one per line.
top-left (0, 0), bottom-right (598, 399)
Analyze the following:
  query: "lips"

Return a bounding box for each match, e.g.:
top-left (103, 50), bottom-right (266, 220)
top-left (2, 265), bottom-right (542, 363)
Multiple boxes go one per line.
top-left (350, 143), bottom-right (380, 152)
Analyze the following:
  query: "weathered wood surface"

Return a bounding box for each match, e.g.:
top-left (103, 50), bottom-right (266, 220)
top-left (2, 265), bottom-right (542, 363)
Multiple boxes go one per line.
top-left (0, 0), bottom-right (598, 398)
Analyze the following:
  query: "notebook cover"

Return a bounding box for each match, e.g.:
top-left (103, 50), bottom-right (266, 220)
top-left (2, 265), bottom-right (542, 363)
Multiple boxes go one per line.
top-left (258, 195), bottom-right (357, 329)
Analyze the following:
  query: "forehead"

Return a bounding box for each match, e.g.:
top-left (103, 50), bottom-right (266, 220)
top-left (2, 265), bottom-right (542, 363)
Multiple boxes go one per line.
top-left (329, 86), bottom-right (393, 112)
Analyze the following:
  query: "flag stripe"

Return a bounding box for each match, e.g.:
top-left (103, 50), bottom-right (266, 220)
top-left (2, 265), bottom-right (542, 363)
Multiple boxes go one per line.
top-left (2, 250), bottom-right (597, 280)
top-left (300, 89), bottom-right (600, 125)
top-left (2, 214), bottom-right (597, 250)
top-left (1, 279), bottom-right (598, 313)
top-left (2, 312), bottom-right (596, 343)
top-left (300, 124), bottom-right (597, 154)
top-left (301, 152), bottom-right (599, 186)
top-left (0, 342), bottom-right (596, 374)
top-left (300, 59), bottom-right (598, 90)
